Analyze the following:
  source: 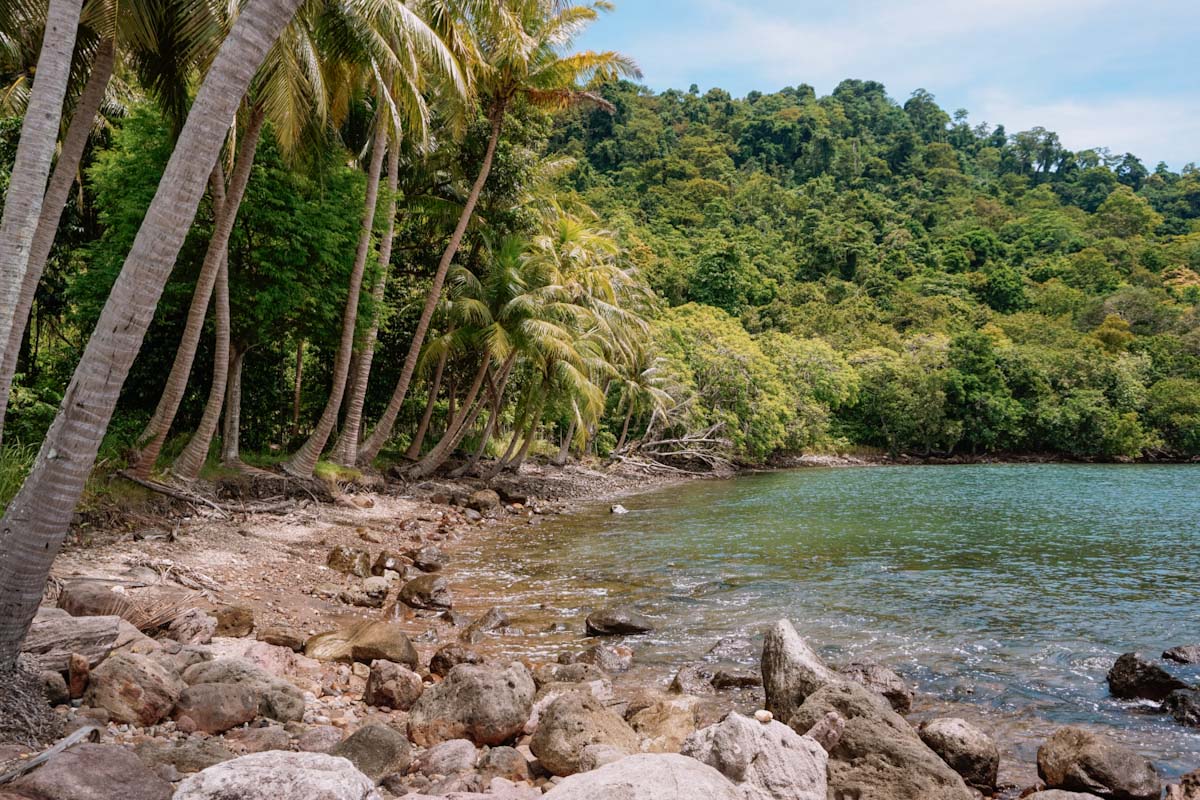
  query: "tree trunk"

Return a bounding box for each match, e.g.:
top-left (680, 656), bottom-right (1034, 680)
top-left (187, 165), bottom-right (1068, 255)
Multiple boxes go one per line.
top-left (551, 418), bottom-right (576, 467)
top-left (408, 356), bottom-right (491, 479)
top-left (357, 108), bottom-right (506, 464)
top-left (0, 0), bottom-right (83, 392)
top-left (0, 37), bottom-right (113, 445)
top-left (508, 391), bottom-right (547, 473)
top-left (615, 404), bottom-right (634, 451)
top-left (404, 347), bottom-right (448, 460)
top-left (330, 144), bottom-right (400, 466)
top-left (129, 105), bottom-right (266, 477)
top-left (0, 0), bottom-right (303, 672)
top-left (170, 254), bottom-right (231, 481)
top-left (456, 355), bottom-right (516, 476)
top-left (284, 122), bottom-right (388, 477)
top-left (290, 340), bottom-right (304, 437)
top-left (221, 345), bottom-right (245, 466)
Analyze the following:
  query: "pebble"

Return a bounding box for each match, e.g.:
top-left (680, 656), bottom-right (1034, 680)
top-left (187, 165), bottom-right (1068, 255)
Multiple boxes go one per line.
top-left (754, 709), bottom-right (773, 723)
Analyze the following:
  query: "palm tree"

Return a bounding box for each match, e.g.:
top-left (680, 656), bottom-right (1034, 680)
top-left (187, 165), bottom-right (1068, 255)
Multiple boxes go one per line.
top-left (0, 0), bottom-right (221, 445)
top-left (0, 0), bottom-right (305, 672)
top-left (283, 1), bottom-right (468, 478)
top-left (356, 0), bottom-right (639, 465)
top-left (0, 0), bottom-right (84, 413)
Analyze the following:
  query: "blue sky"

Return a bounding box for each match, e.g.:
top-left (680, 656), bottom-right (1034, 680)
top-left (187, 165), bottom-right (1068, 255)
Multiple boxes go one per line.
top-left (578, 0), bottom-right (1200, 168)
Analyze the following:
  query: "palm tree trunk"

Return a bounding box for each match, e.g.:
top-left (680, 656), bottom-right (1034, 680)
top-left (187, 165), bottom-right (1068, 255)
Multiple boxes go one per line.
top-left (508, 392), bottom-right (547, 473)
top-left (615, 404), bottom-right (634, 451)
top-left (221, 345), bottom-right (246, 466)
top-left (0, 0), bottom-right (302, 672)
top-left (290, 340), bottom-right (304, 436)
top-left (405, 348), bottom-right (448, 460)
top-left (284, 122), bottom-right (388, 477)
top-left (551, 418), bottom-right (576, 467)
top-left (357, 108), bottom-right (506, 464)
top-left (170, 255), bottom-right (230, 481)
top-left (408, 357), bottom-right (491, 479)
top-left (129, 105), bottom-right (266, 477)
top-left (330, 144), bottom-right (400, 467)
top-left (0, 0), bottom-right (82, 391)
top-left (456, 355), bottom-right (517, 476)
top-left (0, 37), bottom-right (114, 446)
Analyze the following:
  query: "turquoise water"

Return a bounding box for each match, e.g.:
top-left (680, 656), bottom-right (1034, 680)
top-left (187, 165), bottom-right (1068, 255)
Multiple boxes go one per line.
top-left (454, 465), bottom-right (1200, 781)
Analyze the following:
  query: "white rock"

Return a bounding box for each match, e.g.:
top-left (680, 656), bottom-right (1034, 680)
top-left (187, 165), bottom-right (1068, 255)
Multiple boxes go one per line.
top-left (543, 753), bottom-right (742, 799)
top-left (173, 751), bottom-right (380, 800)
top-left (682, 711), bottom-right (827, 800)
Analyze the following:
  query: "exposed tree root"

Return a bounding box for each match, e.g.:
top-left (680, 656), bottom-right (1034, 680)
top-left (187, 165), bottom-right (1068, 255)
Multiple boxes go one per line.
top-left (0, 658), bottom-right (63, 748)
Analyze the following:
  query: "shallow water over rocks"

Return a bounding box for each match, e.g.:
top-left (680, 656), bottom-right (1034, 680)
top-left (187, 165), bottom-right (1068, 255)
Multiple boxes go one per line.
top-left (450, 464), bottom-right (1200, 784)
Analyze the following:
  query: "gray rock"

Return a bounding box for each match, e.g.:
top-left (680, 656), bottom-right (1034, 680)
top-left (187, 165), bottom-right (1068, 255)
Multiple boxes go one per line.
top-left (461, 607), bottom-right (510, 644)
top-left (223, 724), bottom-right (292, 754)
top-left (532, 661), bottom-right (608, 688)
top-left (1165, 769), bottom-right (1200, 800)
top-left (331, 724), bottom-right (412, 783)
top-left (839, 661), bottom-right (914, 713)
top-left (409, 545), bottom-right (448, 572)
top-left (83, 651), bottom-right (185, 726)
top-left (41, 669), bottom-right (69, 706)
top-left (467, 489), bottom-right (502, 512)
top-left (12, 743), bottom-right (172, 800)
top-left (710, 668), bottom-right (761, 690)
top-left (577, 743), bottom-right (628, 771)
top-left (173, 751), bottom-right (381, 800)
top-left (399, 574), bottom-right (453, 610)
top-left (681, 711), bottom-right (827, 800)
top-left (182, 657), bottom-right (305, 723)
top-left (168, 609), bottom-right (218, 645)
top-left (298, 725), bottom-right (345, 753)
top-left (669, 665), bottom-right (714, 695)
top-left (413, 738), bottom-right (478, 777)
top-left (339, 577), bottom-right (390, 609)
top-left (529, 691), bottom-right (640, 776)
top-left (575, 642), bottom-right (633, 672)
top-left (430, 644), bottom-right (483, 677)
top-left (918, 717), bottom-right (1000, 792)
top-left (172, 682), bottom-right (259, 733)
top-left (1107, 652), bottom-right (1189, 701)
top-left (585, 607), bottom-right (654, 636)
top-left (761, 619), bottom-right (841, 724)
top-left (478, 746), bottom-right (530, 783)
top-left (1165, 689), bottom-right (1200, 727)
top-left (788, 681), bottom-right (973, 800)
top-left (1037, 726), bottom-right (1161, 800)
top-left (1164, 645), bottom-right (1200, 665)
top-left (363, 659), bottom-right (423, 710)
top-left (136, 739), bottom-right (236, 773)
top-left (543, 753), bottom-right (742, 799)
top-left (408, 662), bottom-right (535, 747)
top-left (1026, 793), bottom-right (1105, 799)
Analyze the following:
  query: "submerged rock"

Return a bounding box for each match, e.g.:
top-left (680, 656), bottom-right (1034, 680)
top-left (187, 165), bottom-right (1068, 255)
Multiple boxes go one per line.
top-left (1037, 726), bottom-right (1161, 800)
top-left (1106, 652), bottom-right (1189, 701)
top-left (585, 607), bottom-right (654, 636)
top-left (1164, 689), bottom-right (1200, 727)
top-left (1164, 645), bottom-right (1200, 665)
top-left (399, 574), bottom-right (453, 610)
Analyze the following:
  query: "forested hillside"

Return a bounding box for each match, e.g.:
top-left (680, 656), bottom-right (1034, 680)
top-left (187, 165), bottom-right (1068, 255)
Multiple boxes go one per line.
top-left (550, 81), bottom-right (1200, 459)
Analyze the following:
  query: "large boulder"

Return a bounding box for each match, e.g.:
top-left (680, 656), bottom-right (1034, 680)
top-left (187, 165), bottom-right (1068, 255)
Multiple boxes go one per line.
top-left (363, 659), bottom-right (423, 710)
top-left (918, 717), bottom-right (1000, 792)
top-left (1106, 652), bottom-right (1189, 701)
top-left (839, 661), bottom-right (914, 713)
top-left (529, 691), bottom-right (640, 776)
top-left (761, 619), bottom-right (840, 723)
top-left (399, 574), bottom-right (453, 610)
top-left (173, 751), bottom-right (381, 800)
top-left (11, 743), bottom-right (172, 800)
top-left (407, 662), bottom-right (535, 747)
top-left (1164, 689), bottom-right (1200, 727)
top-left (305, 621), bottom-right (418, 668)
top-left (681, 711), bottom-right (827, 800)
top-left (182, 657), bottom-right (305, 723)
top-left (172, 682), bottom-right (259, 733)
top-left (83, 651), bottom-right (184, 725)
top-left (1037, 727), bottom-right (1162, 800)
top-left (542, 753), bottom-right (742, 800)
top-left (788, 682), bottom-right (973, 800)
top-left (330, 724), bottom-right (412, 783)
top-left (585, 607), bottom-right (654, 636)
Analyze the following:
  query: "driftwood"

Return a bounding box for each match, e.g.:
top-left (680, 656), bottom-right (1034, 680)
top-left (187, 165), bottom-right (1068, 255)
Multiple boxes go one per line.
top-left (20, 609), bottom-right (121, 672)
top-left (0, 725), bottom-right (100, 785)
top-left (117, 471), bottom-right (230, 518)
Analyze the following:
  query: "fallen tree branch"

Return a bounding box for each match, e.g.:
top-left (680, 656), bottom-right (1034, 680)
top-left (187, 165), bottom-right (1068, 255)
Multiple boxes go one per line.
top-left (0, 725), bottom-right (100, 785)
top-left (116, 472), bottom-right (229, 518)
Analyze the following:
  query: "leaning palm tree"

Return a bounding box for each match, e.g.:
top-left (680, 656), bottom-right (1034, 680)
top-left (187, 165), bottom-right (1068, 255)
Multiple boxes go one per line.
top-left (0, 0), bottom-right (306, 673)
top-left (0, 0), bottom-right (221, 446)
top-left (356, 0), bottom-right (639, 465)
top-left (0, 0), bottom-right (84, 416)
